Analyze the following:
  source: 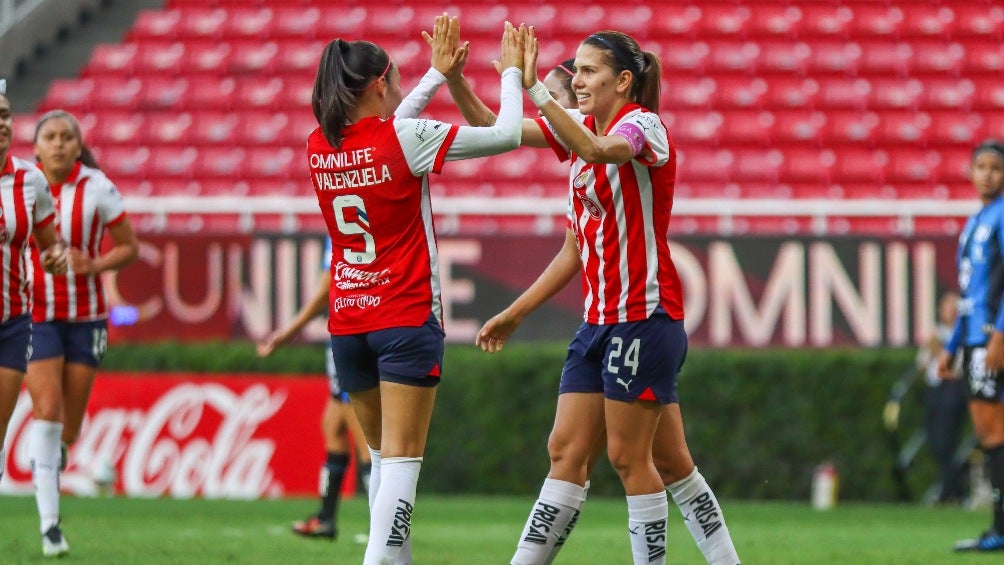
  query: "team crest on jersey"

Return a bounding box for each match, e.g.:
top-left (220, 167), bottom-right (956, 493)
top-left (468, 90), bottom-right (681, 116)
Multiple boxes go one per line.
top-left (573, 168), bottom-right (591, 189)
top-left (576, 193), bottom-right (603, 220)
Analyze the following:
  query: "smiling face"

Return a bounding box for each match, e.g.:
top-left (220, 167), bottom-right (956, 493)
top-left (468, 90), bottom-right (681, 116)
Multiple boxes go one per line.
top-left (34, 115), bottom-right (82, 179)
top-left (571, 43), bottom-right (632, 121)
top-left (971, 150), bottom-right (1004, 204)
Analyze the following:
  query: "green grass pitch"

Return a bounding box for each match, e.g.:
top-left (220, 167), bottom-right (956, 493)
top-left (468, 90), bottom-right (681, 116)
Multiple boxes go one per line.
top-left (0, 494), bottom-right (999, 563)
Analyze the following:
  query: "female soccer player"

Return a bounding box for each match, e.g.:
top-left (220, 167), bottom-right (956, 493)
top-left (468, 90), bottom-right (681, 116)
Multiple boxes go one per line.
top-left (465, 30), bottom-right (740, 564)
top-left (0, 81), bottom-right (69, 557)
top-left (257, 237), bottom-right (372, 541)
top-left (25, 109), bottom-right (138, 557)
top-left (307, 17), bottom-right (526, 564)
top-left (939, 139), bottom-right (1004, 553)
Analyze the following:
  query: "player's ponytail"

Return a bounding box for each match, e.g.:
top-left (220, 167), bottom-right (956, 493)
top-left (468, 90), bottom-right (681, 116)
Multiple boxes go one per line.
top-left (583, 31), bottom-right (661, 113)
top-left (312, 39), bottom-right (392, 148)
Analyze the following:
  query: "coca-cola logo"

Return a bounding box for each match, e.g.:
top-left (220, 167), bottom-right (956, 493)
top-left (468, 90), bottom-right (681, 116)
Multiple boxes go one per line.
top-left (2, 381), bottom-right (289, 498)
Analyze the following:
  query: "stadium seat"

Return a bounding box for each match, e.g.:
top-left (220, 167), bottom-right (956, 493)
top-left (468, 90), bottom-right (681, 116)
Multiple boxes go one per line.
top-left (697, 4), bottom-right (751, 36)
top-left (127, 9), bottom-right (181, 42)
top-left (221, 7), bottom-right (275, 40)
top-left (868, 78), bottom-right (923, 110)
top-left (937, 148), bottom-right (976, 184)
top-left (601, 5), bottom-right (654, 37)
top-left (973, 78), bottom-right (1004, 110)
top-left (145, 112), bottom-right (194, 145)
top-left (884, 148), bottom-right (939, 184)
top-left (952, 5), bottom-right (1004, 38)
top-left (856, 39), bottom-right (912, 76)
top-left (176, 8), bottom-right (227, 40)
top-left (771, 110), bottom-right (825, 145)
top-left (268, 6), bottom-right (320, 39)
top-left (806, 41), bottom-right (861, 75)
top-left (872, 111), bottom-right (930, 145)
top-left (94, 146), bottom-right (151, 180)
top-left (11, 113), bottom-right (40, 146)
top-left (236, 111), bottom-right (289, 145)
top-left (928, 111), bottom-right (983, 146)
top-left (273, 40), bottom-right (323, 75)
top-left (794, 5), bottom-right (853, 38)
top-left (747, 3), bottom-right (803, 37)
top-left (190, 111), bottom-right (240, 145)
top-left (135, 41), bottom-right (186, 75)
top-left (705, 40), bottom-right (761, 73)
top-left (923, 78), bottom-right (975, 110)
top-left (847, 5), bottom-right (905, 37)
top-left (646, 39), bottom-right (708, 73)
top-left (40, 79), bottom-right (95, 113)
top-left (778, 148), bottom-right (833, 184)
top-left (675, 147), bottom-right (735, 183)
top-left (664, 111), bottom-right (722, 146)
top-left (829, 147), bottom-right (886, 184)
top-left (763, 76), bottom-right (819, 109)
top-left (733, 148), bottom-right (783, 182)
top-left (244, 147), bottom-right (297, 179)
top-left (962, 40), bottom-right (1004, 73)
top-left (278, 111), bottom-right (317, 146)
top-left (88, 112), bottom-right (146, 146)
top-left (137, 76), bottom-right (190, 110)
top-left (710, 76), bottom-right (768, 109)
top-left (227, 40), bottom-right (279, 74)
top-left (90, 77), bottom-right (143, 110)
top-left (82, 43), bottom-right (138, 77)
top-left (816, 77), bottom-right (870, 110)
top-left (193, 146), bottom-right (246, 178)
top-left (719, 110), bottom-right (775, 146)
top-left (184, 76), bottom-right (237, 111)
top-left (900, 5), bottom-right (956, 38)
top-left (181, 40), bottom-right (232, 74)
top-left (648, 4), bottom-right (702, 38)
top-left (756, 40), bottom-right (811, 75)
top-left (148, 146), bottom-right (199, 178)
top-left (907, 40), bottom-right (965, 75)
top-left (663, 76), bottom-right (716, 109)
top-left (312, 5), bottom-right (367, 39)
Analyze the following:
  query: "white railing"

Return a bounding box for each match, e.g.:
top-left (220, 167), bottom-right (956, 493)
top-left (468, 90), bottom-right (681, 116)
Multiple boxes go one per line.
top-left (123, 195), bottom-right (978, 235)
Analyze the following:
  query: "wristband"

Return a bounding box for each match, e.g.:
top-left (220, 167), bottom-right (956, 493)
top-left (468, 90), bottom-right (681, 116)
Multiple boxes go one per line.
top-left (526, 81), bottom-right (553, 107)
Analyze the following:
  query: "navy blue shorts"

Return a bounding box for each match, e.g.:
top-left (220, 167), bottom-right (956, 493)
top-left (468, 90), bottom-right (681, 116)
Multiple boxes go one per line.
top-left (31, 320), bottom-right (108, 366)
top-left (0, 314), bottom-right (32, 372)
top-left (559, 314), bottom-right (686, 404)
top-left (330, 314), bottom-right (445, 394)
top-left (325, 346), bottom-right (350, 403)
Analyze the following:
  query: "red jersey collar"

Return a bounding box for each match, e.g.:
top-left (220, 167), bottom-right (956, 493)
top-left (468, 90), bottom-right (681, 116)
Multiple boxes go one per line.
top-left (585, 102), bottom-right (645, 135)
top-left (1, 154), bottom-right (13, 176)
top-left (36, 160), bottom-right (81, 193)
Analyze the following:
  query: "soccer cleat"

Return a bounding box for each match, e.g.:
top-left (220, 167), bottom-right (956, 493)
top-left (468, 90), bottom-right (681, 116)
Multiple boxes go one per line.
top-left (954, 529), bottom-right (1004, 552)
top-left (291, 515), bottom-right (336, 540)
top-left (41, 523), bottom-right (69, 557)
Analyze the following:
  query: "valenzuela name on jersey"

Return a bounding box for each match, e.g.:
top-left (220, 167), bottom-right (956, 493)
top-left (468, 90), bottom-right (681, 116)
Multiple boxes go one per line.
top-left (310, 147), bottom-right (392, 191)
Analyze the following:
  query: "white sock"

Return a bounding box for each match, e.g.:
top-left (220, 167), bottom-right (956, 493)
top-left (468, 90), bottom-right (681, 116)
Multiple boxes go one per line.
top-left (367, 446), bottom-right (381, 511)
top-left (627, 491), bottom-right (668, 565)
top-left (363, 456), bottom-right (421, 565)
top-left (542, 479), bottom-right (591, 565)
top-left (29, 420), bottom-right (63, 533)
top-left (511, 478), bottom-right (587, 565)
top-left (667, 468), bottom-right (740, 565)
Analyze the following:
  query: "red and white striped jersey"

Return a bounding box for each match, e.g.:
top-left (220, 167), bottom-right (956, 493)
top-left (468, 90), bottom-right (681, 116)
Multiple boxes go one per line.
top-left (29, 161), bottom-right (127, 322)
top-left (307, 115), bottom-right (459, 334)
top-left (0, 155), bottom-right (56, 322)
top-left (536, 103), bottom-right (685, 325)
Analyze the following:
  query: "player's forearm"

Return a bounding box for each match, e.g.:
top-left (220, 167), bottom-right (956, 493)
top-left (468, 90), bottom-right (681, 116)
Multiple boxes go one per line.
top-left (446, 75), bottom-right (496, 126)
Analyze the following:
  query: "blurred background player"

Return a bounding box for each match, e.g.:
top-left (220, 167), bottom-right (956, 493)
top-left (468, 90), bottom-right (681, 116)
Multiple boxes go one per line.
top-left (917, 290), bottom-right (969, 505)
top-left (939, 139), bottom-right (1004, 552)
top-left (0, 80), bottom-right (69, 556)
top-left (445, 26), bottom-right (739, 563)
top-left (306, 16), bottom-right (524, 564)
top-left (24, 108), bottom-right (137, 557)
top-left (257, 237), bottom-right (372, 541)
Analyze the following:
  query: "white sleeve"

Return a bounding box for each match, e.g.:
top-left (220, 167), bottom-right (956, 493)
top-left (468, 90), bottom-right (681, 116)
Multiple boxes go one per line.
top-left (619, 111), bottom-right (670, 167)
top-left (394, 67), bottom-right (523, 175)
top-left (442, 67), bottom-right (523, 161)
top-left (93, 173), bottom-right (127, 225)
top-left (26, 169), bottom-right (55, 223)
top-left (394, 68), bottom-right (447, 120)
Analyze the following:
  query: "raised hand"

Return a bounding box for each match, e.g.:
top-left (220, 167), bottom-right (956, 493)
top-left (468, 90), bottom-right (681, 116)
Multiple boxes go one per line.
top-left (422, 13), bottom-right (469, 79)
top-left (522, 24), bottom-right (539, 89)
top-left (492, 21), bottom-right (524, 75)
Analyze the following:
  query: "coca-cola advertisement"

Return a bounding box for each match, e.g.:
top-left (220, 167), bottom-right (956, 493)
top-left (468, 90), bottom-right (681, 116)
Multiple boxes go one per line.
top-left (0, 373), bottom-right (345, 499)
